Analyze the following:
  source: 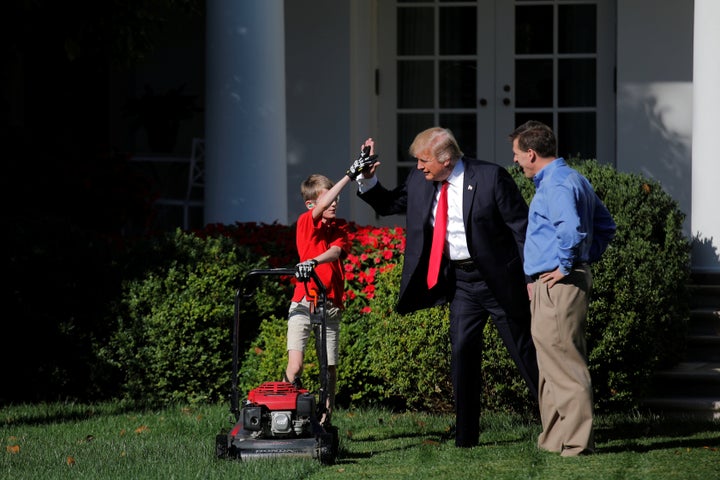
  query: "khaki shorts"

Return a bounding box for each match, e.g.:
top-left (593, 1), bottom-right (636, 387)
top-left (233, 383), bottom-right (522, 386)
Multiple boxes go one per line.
top-left (287, 298), bottom-right (341, 365)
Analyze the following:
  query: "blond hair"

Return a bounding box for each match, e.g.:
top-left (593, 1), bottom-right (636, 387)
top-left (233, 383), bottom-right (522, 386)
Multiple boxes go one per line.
top-left (409, 127), bottom-right (464, 164)
top-left (300, 174), bottom-right (334, 202)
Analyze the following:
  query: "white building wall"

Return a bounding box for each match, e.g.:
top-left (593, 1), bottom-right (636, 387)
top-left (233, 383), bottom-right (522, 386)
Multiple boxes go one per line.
top-left (691, 0), bottom-right (720, 272)
top-left (616, 0), bottom-right (694, 235)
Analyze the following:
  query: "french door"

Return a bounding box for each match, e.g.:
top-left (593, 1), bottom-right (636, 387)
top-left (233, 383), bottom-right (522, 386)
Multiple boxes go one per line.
top-left (377, 0), bottom-right (616, 186)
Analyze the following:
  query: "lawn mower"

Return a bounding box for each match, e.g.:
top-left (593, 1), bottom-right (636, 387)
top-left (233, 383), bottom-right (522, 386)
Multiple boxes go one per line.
top-left (215, 267), bottom-right (339, 464)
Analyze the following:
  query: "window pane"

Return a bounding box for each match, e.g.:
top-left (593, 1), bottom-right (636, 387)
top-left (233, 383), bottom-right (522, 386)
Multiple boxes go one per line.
top-left (439, 60), bottom-right (476, 108)
top-left (559, 5), bottom-right (596, 54)
top-left (515, 5), bottom-right (553, 54)
top-left (558, 59), bottom-right (596, 107)
top-left (558, 112), bottom-right (596, 159)
top-left (398, 60), bottom-right (434, 108)
top-left (515, 59), bottom-right (553, 108)
top-left (398, 7), bottom-right (434, 55)
top-left (439, 113), bottom-right (477, 159)
top-left (398, 113), bottom-right (435, 162)
top-left (514, 112), bottom-right (554, 132)
top-left (440, 7), bottom-right (476, 55)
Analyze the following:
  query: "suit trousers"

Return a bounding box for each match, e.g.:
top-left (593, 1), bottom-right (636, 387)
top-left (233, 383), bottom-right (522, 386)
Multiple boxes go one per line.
top-left (448, 266), bottom-right (538, 447)
top-left (531, 266), bottom-right (595, 456)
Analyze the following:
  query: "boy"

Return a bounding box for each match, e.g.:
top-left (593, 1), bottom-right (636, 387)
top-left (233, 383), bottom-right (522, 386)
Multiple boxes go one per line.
top-left (284, 141), bottom-right (376, 425)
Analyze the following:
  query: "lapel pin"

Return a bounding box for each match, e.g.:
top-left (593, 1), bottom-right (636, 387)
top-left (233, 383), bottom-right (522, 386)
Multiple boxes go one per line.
top-left (467, 185), bottom-right (473, 191)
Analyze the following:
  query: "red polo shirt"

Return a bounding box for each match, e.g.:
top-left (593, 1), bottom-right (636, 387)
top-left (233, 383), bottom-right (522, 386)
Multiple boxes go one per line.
top-left (291, 210), bottom-right (350, 308)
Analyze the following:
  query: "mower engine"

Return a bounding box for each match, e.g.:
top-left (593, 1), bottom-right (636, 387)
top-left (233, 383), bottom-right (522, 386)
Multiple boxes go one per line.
top-left (241, 381), bottom-right (316, 437)
top-left (216, 380), bottom-right (337, 463)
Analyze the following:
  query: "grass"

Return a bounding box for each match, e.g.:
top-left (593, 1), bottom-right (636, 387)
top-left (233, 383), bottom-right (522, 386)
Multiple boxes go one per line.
top-left (1, 402), bottom-right (718, 479)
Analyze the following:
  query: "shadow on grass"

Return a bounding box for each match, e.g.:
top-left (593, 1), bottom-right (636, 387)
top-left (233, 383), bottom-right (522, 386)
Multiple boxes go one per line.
top-left (0, 401), bottom-right (158, 427)
top-left (336, 423), bottom-right (531, 464)
top-left (595, 414), bottom-right (720, 453)
top-left (599, 435), bottom-right (720, 454)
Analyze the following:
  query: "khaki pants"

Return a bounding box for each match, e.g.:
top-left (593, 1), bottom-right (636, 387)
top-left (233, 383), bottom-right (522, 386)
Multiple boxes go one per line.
top-left (287, 299), bottom-right (341, 365)
top-left (531, 266), bottom-right (594, 456)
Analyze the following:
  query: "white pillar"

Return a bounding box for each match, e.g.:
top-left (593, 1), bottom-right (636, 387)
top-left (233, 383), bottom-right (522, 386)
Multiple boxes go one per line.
top-left (205, 0), bottom-right (288, 225)
top-left (691, 0), bottom-right (720, 272)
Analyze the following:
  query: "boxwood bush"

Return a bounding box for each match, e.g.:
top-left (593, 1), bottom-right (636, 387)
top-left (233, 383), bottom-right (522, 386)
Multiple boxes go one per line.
top-left (102, 160), bottom-right (690, 412)
top-left (98, 230), bottom-right (289, 405)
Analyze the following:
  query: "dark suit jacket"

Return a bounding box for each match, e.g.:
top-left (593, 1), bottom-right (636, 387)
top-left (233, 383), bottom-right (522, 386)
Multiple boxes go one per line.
top-left (358, 157), bottom-right (530, 317)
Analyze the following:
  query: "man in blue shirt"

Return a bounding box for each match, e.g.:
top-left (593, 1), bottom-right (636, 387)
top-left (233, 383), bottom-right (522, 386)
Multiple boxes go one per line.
top-left (509, 121), bottom-right (616, 457)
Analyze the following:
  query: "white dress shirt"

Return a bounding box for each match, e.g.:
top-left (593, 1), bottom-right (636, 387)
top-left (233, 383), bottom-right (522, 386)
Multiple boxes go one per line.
top-left (433, 160), bottom-right (472, 261)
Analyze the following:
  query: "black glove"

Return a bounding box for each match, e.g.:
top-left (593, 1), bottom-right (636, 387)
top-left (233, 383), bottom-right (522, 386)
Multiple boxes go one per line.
top-left (346, 145), bottom-right (378, 180)
top-left (295, 259), bottom-right (318, 282)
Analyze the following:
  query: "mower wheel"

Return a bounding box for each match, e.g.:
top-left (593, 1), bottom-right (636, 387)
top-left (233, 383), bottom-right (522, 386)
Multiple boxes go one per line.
top-left (215, 434), bottom-right (229, 459)
top-left (317, 425), bottom-right (339, 465)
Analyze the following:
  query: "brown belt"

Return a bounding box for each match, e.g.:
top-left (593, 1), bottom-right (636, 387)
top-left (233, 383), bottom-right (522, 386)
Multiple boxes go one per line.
top-left (531, 262), bottom-right (588, 280)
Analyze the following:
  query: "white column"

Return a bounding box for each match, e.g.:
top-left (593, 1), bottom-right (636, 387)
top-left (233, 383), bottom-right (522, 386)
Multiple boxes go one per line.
top-left (691, 0), bottom-right (720, 272)
top-left (205, 0), bottom-right (288, 225)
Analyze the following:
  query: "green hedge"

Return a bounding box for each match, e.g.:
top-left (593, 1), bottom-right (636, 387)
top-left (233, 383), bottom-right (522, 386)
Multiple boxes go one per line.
top-left (98, 230), bottom-right (287, 404)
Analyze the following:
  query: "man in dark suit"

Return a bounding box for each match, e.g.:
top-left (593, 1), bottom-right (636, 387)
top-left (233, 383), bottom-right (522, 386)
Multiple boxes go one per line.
top-left (354, 128), bottom-right (538, 447)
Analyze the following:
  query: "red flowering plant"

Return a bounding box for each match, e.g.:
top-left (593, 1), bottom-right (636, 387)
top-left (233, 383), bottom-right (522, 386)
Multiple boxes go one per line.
top-left (343, 225), bottom-right (405, 314)
top-left (200, 222), bottom-right (297, 268)
top-left (199, 222), bottom-right (406, 311)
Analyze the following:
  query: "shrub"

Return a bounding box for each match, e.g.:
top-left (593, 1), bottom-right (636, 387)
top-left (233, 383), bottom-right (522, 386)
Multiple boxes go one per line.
top-left (98, 229), bottom-right (288, 405)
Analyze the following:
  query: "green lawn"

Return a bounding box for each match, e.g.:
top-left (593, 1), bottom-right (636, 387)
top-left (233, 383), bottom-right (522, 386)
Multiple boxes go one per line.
top-left (2, 403), bottom-right (718, 479)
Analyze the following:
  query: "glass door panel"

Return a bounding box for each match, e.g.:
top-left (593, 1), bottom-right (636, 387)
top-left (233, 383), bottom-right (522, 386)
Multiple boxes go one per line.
top-left (439, 60), bottom-right (477, 108)
top-left (558, 59), bottom-right (596, 107)
top-left (559, 4), bottom-right (597, 53)
top-left (515, 5), bottom-right (553, 54)
top-left (439, 7), bottom-right (477, 55)
top-left (398, 60), bottom-right (434, 108)
top-left (515, 59), bottom-right (554, 108)
top-left (398, 8), bottom-right (434, 55)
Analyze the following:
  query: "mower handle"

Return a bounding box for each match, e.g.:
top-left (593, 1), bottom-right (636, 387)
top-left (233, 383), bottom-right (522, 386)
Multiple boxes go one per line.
top-left (241, 268), bottom-right (327, 297)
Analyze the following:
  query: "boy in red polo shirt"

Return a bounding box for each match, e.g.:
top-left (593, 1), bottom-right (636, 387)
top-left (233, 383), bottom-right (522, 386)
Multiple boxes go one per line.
top-left (285, 140), bottom-right (376, 425)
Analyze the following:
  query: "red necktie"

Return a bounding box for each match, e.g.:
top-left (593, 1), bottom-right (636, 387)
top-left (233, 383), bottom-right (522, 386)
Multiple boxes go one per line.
top-left (427, 180), bottom-right (449, 289)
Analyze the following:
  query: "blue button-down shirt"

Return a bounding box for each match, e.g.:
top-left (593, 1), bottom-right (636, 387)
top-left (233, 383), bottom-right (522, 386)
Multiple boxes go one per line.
top-left (524, 158), bottom-right (616, 277)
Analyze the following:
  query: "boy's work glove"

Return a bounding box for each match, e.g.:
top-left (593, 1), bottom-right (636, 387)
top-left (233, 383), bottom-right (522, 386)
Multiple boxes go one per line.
top-left (295, 259), bottom-right (318, 282)
top-left (346, 145), bottom-right (378, 180)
